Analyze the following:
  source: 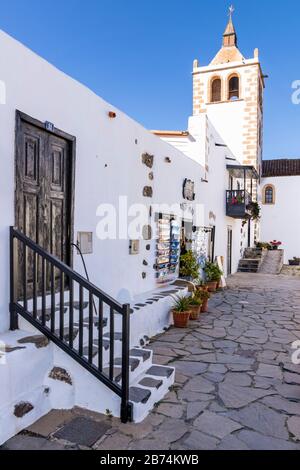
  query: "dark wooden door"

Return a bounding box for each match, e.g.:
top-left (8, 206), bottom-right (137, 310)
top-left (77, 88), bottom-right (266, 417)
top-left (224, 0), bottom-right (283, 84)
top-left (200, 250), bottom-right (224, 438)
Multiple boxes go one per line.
top-left (227, 227), bottom-right (233, 276)
top-left (15, 116), bottom-right (73, 298)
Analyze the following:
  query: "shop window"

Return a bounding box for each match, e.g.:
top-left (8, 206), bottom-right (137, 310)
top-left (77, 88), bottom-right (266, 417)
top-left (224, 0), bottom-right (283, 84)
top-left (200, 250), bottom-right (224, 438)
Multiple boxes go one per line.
top-left (156, 215), bottom-right (180, 284)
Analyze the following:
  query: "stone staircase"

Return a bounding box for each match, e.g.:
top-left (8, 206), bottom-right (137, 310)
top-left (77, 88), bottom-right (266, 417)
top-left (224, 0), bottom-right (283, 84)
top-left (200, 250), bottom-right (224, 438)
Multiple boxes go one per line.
top-left (238, 248), bottom-right (265, 273)
top-left (259, 250), bottom-right (284, 275)
top-left (18, 293), bottom-right (175, 424)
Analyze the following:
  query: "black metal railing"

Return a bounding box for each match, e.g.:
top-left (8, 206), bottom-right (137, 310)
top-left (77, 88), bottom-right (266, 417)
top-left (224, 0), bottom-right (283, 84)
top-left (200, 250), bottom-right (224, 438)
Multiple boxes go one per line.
top-left (226, 190), bottom-right (252, 219)
top-left (9, 227), bottom-right (132, 423)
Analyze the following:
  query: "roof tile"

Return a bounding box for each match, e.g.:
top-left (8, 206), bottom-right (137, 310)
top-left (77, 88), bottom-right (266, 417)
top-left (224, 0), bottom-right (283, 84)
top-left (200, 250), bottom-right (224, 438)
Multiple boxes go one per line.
top-left (262, 159), bottom-right (300, 177)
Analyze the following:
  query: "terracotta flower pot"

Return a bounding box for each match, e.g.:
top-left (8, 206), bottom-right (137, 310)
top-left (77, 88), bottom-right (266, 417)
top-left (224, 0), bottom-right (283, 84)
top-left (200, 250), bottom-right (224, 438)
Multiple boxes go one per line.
top-left (172, 310), bottom-right (190, 328)
top-left (189, 305), bottom-right (201, 321)
top-left (196, 286), bottom-right (209, 293)
top-left (201, 298), bottom-right (209, 313)
top-left (206, 281), bottom-right (218, 292)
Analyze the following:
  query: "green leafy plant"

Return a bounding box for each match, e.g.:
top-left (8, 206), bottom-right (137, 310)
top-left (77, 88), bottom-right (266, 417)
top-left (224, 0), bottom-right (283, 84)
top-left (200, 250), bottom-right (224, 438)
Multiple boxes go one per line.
top-left (172, 296), bottom-right (191, 313)
top-left (195, 289), bottom-right (210, 301)
top-left (179, 250), bottom-right (199, 280)
top-left (189, 295), bottom-right (202, 307)
top-left (195, 278), bottom-right (205, 287)
top-left (243, 201), bottom-right (261, 227)
top-left (256, 241), bottom-right (272, 250)
top-left (204, 261), bottom-right (223, 282)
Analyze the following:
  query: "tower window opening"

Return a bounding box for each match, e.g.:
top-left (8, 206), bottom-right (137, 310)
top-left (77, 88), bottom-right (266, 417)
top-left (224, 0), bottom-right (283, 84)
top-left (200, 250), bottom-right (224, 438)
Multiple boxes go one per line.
top-left (228, 76), bottom-right (240, 100)
top-left (211, 78), bottom-right (222, 103)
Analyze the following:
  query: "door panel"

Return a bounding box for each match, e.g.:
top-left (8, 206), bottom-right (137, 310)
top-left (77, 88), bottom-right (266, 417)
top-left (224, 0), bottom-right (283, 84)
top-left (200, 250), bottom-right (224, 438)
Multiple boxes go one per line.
top-left (46, 134), bottom-right (70, 267)
top-left (15, 116), bottom-right (73, 299)
top-left (227, 228), bottom-right (233, 276)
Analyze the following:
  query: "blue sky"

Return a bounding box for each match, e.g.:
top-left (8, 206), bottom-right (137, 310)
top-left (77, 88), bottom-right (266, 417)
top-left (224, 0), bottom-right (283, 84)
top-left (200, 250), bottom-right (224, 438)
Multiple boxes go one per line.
top-left (1, 0), bottom-right (299, 159)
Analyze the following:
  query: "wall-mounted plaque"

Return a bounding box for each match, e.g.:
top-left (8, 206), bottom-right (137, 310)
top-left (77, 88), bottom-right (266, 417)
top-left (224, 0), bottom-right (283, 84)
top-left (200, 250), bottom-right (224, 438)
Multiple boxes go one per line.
top-left (183, 179), bottom-right (195, 201)
top-left (129, 240), bottom-right (140, 255)
top-left (77, 232), bottom-right (93, 255)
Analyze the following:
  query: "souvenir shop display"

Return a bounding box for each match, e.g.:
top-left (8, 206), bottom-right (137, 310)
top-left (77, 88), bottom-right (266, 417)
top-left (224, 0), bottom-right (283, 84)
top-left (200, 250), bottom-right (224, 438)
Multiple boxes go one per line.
top-left (156, 216), bottom-right (181, 284)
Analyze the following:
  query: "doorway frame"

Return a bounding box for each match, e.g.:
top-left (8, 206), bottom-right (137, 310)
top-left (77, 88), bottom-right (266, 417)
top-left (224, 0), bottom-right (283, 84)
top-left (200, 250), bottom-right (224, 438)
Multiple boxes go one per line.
top-left (227, 226), bottom-right (233, 276)
top-left (15, 110), bottom-right (76, 269)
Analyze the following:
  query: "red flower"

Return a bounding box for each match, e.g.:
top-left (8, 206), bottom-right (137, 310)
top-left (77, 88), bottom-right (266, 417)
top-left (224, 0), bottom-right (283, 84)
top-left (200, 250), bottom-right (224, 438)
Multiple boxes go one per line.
top-left (270, 240), bottom-right (282, 247)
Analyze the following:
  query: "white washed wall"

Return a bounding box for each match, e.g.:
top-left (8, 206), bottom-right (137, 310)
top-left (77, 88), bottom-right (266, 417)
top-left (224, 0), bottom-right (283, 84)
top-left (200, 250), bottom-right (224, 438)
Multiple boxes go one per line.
top-left (260, 176), bottom-right (300, 264)
top-left (0, 30), bottom-right (206, 332)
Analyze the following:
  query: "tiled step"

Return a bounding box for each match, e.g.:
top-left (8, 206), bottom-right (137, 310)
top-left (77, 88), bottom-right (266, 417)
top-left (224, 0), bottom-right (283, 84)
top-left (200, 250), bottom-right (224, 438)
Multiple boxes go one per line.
top-left (103, 348), bottom-right (153, 385)
top-left (114, 357), bottom-right (140, 372)
top-left (63, 301), bottom-right (89, 311)
top-left (130, 365), bottom-right (175, 423)
top-left (130, 348), bottom-right (151, 362)
top-left (138, 377), bottom-right (163, 389)
top-left (146, 365), bottom-right (174, 378)
top-left (129, 387), bottom-right (151, 405)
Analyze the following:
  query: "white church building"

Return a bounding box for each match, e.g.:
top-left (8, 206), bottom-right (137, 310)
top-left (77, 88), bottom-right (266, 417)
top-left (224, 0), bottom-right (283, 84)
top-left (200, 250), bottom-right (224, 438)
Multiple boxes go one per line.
top-left (260, 159), bottom-right (300, 264)
top-left (153, 10), bottom-right (264, 273)
top-left (0, 10), bottom-right (289, 444)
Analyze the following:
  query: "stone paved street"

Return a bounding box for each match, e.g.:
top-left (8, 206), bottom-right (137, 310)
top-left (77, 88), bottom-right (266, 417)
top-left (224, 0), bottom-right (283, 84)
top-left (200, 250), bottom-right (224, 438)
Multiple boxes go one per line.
top-left (2, 273), bottom-right (300, 451)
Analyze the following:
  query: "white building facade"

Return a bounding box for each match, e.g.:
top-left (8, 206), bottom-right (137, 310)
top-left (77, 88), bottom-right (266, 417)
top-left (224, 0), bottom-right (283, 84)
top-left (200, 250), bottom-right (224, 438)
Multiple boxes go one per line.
top-left (260, 159), bottom-right (300, 264)
top-left (153, 12), bottom-right (264, 276)
top-left (0, 10), bottom-right (266, 443)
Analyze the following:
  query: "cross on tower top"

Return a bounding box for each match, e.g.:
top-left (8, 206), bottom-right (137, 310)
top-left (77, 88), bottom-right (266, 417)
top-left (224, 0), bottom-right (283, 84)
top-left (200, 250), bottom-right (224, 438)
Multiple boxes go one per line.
top-left (228, 5), bottom-right (235, 21)
top-left (223, 5), bottom-right (237, 47)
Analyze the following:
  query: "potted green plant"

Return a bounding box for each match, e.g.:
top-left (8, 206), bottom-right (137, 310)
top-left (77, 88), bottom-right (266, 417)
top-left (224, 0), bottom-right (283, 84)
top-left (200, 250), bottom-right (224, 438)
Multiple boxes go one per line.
top-left (171, 296), bottom-right (191, 328)
top-left (255, 241), bottom-right (272, 251)
top-left (188, 295), bottom-right (203, 320)
top-left (195, 290), bottom-right (210, 313)
top-left (289, 257), bottom-right (300, 266)
top-left (179, 251), bottom-right (199, 281)
top-left (204, 262), bottom-right (223, 292)
top-left (195, 278), bottom-right (209, 293)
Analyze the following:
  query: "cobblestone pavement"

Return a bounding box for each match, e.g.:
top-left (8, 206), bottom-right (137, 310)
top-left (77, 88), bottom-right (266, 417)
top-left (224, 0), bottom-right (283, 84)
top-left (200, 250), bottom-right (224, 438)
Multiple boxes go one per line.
top-left (3, 273), bottom-right (300, 451)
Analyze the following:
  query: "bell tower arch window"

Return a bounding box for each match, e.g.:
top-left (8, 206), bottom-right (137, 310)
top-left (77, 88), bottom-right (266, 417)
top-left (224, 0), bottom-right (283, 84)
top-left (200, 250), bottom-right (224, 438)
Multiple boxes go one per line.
top-left (228, 75), bottom-right (240, 101)
top-left (210, 77), bottom-right (222, 103)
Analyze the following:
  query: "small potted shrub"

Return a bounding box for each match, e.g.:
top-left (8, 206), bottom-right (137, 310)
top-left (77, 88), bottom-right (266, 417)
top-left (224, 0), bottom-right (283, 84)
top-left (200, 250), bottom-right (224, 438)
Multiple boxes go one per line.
top-left (196, 290), bottom-right (210, 313)
top-left (204, 262), bottom-right (223, 292)
top-left (289, 257), bottom-right (300, 266)
top-left (179, 251), bottom-right (199, 281)
top-left (256, 241), bottom-right (272, 251)
top-left (171, 296), bottom-right (191, 328)
top-left (195, 278), bottom-right (209, 293)
top-left (188, 295), bottom-right (203, 320)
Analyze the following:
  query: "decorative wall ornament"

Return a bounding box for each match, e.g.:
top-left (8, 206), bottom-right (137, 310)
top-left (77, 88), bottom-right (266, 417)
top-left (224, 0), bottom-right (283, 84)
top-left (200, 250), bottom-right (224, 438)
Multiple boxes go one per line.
top-left (14, 402), bottom-right (34, 418)
top-left (148, 172), bottom-right (154, 181)
top-left (146, 244), bottom-right (151, 251)
top-left (142, 272), bottom-right (147, 279)
top-left (143, 186), bottom-right (153, 198)
top-left (142, 225), bottom-right (152, 241)
top-left (143, 260), bottom-right (148, 266)
top-left (142, 153), bottom-right (154, 168)
top-left (183, 179), bottom-right (195, 201)
top-left (209, 211), bottom-right (217, 221)
top-left (129, 240), bottom-right (140, 255)
top-left (49, 367), bottom-right (72, 385)
top-left (180, 203), bottom-right (195, 216)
